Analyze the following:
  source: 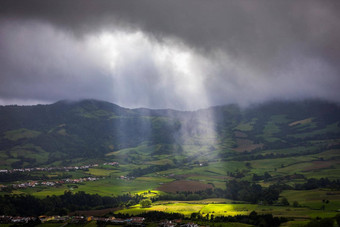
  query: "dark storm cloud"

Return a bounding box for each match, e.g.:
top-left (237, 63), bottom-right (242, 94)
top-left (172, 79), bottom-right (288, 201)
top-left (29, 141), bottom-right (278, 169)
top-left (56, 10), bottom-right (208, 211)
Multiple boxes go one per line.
top-left (0, 21), bottom-right (114, 102)
top-left (0, 0), bottom-right (339, 108)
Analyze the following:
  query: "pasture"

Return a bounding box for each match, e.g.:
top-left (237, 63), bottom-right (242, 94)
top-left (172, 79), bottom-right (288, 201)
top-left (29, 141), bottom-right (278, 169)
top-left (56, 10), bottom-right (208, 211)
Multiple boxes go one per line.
top-left (10, 176), bottom-right (174, 198)
top-left (157, 180), bottom-right (213, 193)
top-left (281, 189), bottom-right (340, 211)
top-left (115, 200), bottom-right (339, 219)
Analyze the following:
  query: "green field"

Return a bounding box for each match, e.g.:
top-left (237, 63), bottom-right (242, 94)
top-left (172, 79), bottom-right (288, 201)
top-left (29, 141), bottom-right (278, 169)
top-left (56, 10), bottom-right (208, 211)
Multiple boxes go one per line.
top-left (281, 189), bottom-right (340, 211)
top-left (86, 168), bottom-right (120, 177)
top-left (7, 175), bottom-right (175, 198)
top-left (234, 118), bottom-right (257, 131)
top-left (115, 199), bottom-right (339, 219)
top-left (0, 100), bottom-right (339, 224)
top-left (4, 128), bottom-right (41, 141)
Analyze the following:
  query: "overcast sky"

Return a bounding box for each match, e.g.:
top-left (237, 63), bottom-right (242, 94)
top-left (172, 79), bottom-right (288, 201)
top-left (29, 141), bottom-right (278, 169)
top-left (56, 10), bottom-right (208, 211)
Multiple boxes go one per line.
top-left (0, 0), bottom-right (339, 110)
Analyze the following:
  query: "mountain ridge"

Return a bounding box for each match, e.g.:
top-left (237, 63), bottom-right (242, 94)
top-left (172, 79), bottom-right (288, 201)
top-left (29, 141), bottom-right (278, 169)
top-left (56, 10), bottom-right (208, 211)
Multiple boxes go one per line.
top-left (0, 99), bottom-right (339, 169)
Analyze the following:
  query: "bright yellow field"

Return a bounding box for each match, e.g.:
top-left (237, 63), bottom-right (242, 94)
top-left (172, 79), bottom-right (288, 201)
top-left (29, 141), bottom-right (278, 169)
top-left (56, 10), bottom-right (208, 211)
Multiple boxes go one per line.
top-left (116, 200), bottom-right (339, 219)
top-left (116, 202), bottom-right (254, 217)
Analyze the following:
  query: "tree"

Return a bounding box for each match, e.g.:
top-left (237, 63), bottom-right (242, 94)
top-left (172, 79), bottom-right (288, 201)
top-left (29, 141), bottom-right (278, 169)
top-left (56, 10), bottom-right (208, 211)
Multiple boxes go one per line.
top-left (126, 200), bottom-right (136, 207)
top-left (305, 218), bottom-right (334, 227)
top-left (336, 213), bottom-right (340, 227)
top-left (140, 199), bottom-right (152, 208)
top-left (293, 201), bottom-right (299, 207)
top-left (280, 197), bottom-right (289, 206)
top-left (264, 172), bottom-right (271, 180)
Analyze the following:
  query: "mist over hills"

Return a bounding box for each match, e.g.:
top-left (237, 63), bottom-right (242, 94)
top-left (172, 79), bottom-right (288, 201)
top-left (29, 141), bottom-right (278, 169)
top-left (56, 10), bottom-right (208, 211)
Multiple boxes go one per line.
top-left (0, 99), bottom-right (339, 169)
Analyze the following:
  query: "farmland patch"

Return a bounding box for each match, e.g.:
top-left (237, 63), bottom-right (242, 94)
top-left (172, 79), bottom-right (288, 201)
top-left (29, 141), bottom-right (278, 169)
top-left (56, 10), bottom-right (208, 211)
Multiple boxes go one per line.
top-left (157, 180), bottom-right (213, 193)
top-left (233, 139), bottom-right (263, 152)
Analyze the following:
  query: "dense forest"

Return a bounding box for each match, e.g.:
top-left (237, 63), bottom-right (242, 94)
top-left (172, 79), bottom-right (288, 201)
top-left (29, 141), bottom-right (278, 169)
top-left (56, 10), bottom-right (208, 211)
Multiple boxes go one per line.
top-left (0, 191), bottom-right (143, 216)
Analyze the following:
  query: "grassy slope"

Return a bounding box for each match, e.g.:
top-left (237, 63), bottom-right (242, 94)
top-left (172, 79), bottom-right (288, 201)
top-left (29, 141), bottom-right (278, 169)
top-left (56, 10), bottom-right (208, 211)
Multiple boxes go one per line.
top-left (0, 100), bottom-right (339, 221)
top-left (116, 199), bottom-right (339, 219)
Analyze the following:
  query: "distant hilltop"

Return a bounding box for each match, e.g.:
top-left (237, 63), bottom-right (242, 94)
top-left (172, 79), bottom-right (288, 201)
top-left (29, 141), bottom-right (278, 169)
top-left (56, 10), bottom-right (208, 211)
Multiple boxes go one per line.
top-left (0, 99), bottom-right (339, 169)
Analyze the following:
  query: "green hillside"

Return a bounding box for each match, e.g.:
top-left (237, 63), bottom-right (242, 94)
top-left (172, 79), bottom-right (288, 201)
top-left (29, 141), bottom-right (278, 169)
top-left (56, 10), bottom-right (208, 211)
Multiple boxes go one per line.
top-left (0, 99), bottom-right (340, 224)
top-left (0, 99), bottom-right (339, 171)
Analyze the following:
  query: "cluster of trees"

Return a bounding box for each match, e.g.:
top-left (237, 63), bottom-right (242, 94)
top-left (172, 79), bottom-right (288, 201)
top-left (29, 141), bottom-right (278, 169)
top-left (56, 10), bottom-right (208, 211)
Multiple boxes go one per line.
top-left (304, 215), bottom-right (340, 227)
top-left (295, 178), bottom-right (340, 190)
top-left (252, 172), bottom-right (272, 181)
top-left (157, 181), bottom-right (282, 204)
top-left (227, 170), bottom-right (246, 178)
top-left (224, 178), bottom-right (340, 205)
top-left (231, 150), bottom-right (323, 161)
top-left (0, 191), bottom-right (143, 216)
top-left (140, 199), bottom-right (152, 208)
top-left (225, 180), bottom-right (280, 204)
top-left (0, 172), bottom-right (37, 182)
top-left (157, 188), bottom-right (225, 201)
top-left (115, 211), bottom-right (184, 222)
top-left (127, 164), bottom-right (173, 177)
top-left (10, 157), bottom-right (37, 168)
top-left (209, 211), bottom-right (288, 227)
top-left (0, 172), bottom-right (72, 182)
top-left (115, 210), bottom-right (287, 226)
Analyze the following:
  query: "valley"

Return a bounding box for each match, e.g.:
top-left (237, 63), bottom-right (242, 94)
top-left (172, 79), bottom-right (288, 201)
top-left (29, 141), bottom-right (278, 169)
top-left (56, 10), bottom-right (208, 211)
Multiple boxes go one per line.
top-left (0, 99), bottom-right (339, 226)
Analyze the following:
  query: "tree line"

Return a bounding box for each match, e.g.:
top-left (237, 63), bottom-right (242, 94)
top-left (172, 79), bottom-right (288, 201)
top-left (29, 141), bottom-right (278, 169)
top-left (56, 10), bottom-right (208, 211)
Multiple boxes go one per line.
top-left (0, 172), bottom-right (72, 182)
top-left (116, 210), bottom-right (288, 227)
top-left (157, 178), bottom-right (340, 204)
top-left (156, 181), bottom-right (281, 204)
top-left (0, 191), bottom-right (143, 216)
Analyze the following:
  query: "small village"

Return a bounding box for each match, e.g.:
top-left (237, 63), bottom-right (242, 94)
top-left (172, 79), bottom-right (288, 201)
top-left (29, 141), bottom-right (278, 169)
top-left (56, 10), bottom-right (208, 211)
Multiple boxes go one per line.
top-left (0, 162), bottom-right (119, 173)
top-left (0, 215), bottom-right (200, 226)
top-left (0, 162), bottom-right (119, 190)
top-left (0, 177), bottom-right (100, 191)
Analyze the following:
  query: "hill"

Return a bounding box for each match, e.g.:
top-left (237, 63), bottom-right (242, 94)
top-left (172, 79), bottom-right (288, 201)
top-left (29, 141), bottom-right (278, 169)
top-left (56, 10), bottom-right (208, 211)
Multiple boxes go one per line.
top-left (1, 99), bottom-right (340, 223)
top-left (0, 99), bottom-right (339, 170)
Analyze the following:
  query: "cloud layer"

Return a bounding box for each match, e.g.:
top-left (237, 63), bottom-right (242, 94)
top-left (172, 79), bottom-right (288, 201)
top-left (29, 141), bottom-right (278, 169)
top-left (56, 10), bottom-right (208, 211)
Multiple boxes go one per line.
top-left (0, 0), bottom-right (339, 109)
